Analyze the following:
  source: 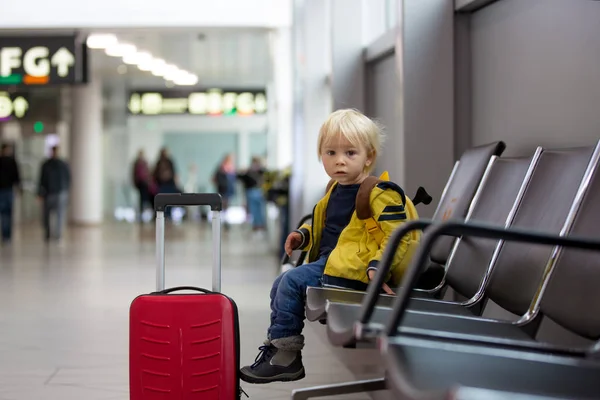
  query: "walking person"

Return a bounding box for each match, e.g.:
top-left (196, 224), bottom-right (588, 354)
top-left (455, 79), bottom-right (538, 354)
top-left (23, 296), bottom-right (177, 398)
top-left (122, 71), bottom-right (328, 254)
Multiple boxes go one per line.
top-left (238, 156), bottom-right (267, 235)
top-left (0, 143), bottom-right (21, 244)
top-left (213, 154), bottom-right (236, 230)
top-left (38, 146), bottom-right (70, 242)
top-left (132, 149), bottom-right (151, 221)
top-left (153, 147), bottom-right (179, 219)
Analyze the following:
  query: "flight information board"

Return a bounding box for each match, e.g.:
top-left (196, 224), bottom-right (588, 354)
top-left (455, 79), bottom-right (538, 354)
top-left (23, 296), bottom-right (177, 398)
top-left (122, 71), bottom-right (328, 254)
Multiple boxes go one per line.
top-left (0, 35), bottom-right (88, 86)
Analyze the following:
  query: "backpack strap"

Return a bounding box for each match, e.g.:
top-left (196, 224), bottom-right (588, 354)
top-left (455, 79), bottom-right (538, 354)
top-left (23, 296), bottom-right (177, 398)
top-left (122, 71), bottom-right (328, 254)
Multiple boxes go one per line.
top-left (356, 176), bottom-right (384, 246)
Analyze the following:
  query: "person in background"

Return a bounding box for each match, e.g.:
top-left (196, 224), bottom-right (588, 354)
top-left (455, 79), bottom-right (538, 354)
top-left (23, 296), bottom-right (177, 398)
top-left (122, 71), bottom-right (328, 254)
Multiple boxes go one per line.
top-left (238, 156), bottom-right (267, 236)
top-left (153, 147), bottom-right (178, 193)
top-left (266, 166), bottom-right (291, 258)
top-left (153, 147), bottom-right (179, 219)
top-left (0, 143), bottom-right (22, 243)
top-left (213, 154), bottom-right (236, 229)
top-left (132, 149), bottom-right (151, 221)
top-left (38, 145), bottom-right (70, 242)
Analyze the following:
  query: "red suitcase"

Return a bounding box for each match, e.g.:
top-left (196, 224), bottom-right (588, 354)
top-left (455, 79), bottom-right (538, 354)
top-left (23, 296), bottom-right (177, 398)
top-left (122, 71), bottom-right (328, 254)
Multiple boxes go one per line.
top-left (130, 193), bottom-right (241, 400)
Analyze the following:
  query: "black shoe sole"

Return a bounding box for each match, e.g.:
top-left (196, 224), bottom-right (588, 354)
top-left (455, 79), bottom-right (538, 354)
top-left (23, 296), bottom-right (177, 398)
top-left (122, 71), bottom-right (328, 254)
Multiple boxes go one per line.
top-left (240, 368), bottom-right (306, 384)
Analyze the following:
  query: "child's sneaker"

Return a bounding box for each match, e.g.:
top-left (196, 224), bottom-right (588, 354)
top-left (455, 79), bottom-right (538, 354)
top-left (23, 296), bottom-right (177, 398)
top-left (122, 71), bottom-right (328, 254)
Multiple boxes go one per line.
top-left (240, 338), bottom-right (305, 384)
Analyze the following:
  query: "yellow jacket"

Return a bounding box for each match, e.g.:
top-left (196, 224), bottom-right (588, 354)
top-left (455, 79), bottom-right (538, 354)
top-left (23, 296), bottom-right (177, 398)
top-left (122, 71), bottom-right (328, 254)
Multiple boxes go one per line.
top-left (298, 179), bottom-right (421, 288)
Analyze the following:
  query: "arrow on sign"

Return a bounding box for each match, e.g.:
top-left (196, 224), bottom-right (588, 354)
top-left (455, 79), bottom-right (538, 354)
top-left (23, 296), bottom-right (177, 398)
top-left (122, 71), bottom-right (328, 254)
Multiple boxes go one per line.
top-left (50, 47), bottom-right (75, 78)
top-left (13, 96), bottom-right (28, 118)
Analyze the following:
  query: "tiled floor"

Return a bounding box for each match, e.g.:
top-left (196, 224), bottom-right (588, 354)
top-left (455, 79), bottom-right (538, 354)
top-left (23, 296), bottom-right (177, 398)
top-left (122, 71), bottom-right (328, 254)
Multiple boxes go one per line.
top-left (0, 222), bottom-right (377, 400)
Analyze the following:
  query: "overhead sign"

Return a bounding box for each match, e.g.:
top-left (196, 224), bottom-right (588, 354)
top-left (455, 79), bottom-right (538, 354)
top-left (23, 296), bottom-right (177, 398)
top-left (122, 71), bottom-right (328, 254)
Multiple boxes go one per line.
top-left (127, 89), bottom-right (268, 116)
top-left (0, 91), bottom-right (29, 120)
top-left (0, 36), bottom-right (88, 86)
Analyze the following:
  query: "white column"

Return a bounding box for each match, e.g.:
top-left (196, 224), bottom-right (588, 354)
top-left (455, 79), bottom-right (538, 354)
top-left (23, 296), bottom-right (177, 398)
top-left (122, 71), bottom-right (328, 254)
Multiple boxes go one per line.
top-left (272, 28), bottom-right (294, 170)
top-left (58, 87), bottom-right (71, 158)
top-left (289, 0), bottom-right (333, 227)
top-left (238, 129), bottom-right (250, 169)
top-left (265, 82), bottom-right (278, 169)
top-left (69, 77), bottom-right (103, 225)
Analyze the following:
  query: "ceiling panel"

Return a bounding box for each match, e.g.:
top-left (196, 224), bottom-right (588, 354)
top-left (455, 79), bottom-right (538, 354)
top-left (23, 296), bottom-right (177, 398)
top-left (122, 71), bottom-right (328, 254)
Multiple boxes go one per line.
top-left (92, 28), bottom-right (272, 88)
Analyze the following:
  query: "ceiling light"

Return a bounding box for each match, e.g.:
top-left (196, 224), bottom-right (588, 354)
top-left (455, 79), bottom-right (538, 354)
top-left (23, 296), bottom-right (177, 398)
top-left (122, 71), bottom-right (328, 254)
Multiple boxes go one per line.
top-left (122, 54), bottom-right (138, 65)
top-left (105, 43), bottom-right (137, 57)
top-left (174, 73), bottom-right (198, 86)
top-left (151, 67), bottom-right (166, 77)
top-left (99, 38), bottom-right (192, 86)
top-left (148, 59), bottom-right (167, 76)
top-left (138, 63), bottom-right (153, 72)
top-left (164, 68), bottom-right (184, 81)
top-left (174, 70), bottom-right (190, 80)
top-left (162, 64), bottom-right (182, 80)
top-left (164, 64), bottom-right (179, 75)
top-left (123, 51), bottom-right (152, 65)
top-left (87, 34), bottom-right (118, 49)
top-left (152, 59), bottom-right (166, 69)
top-left (150, 62), bottom-right (167, 76)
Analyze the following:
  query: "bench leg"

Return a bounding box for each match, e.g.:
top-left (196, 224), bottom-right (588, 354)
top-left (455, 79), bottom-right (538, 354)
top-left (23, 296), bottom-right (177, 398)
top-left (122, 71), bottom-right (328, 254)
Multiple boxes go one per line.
top-left (291, 377), bottom-right (386, 400)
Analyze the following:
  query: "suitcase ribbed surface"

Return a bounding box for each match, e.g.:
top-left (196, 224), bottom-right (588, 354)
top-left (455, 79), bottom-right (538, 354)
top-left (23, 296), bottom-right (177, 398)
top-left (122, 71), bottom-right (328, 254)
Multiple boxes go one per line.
top-left (130, 293), bottom-right (238, 399)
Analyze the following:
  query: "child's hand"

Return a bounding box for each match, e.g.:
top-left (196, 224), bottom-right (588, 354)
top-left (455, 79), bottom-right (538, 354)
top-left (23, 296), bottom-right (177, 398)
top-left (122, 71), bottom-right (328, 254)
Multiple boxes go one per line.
top-left (367, 269), bottom-right (395, 295)
top-left (285, 232), bottom-right (303, 256)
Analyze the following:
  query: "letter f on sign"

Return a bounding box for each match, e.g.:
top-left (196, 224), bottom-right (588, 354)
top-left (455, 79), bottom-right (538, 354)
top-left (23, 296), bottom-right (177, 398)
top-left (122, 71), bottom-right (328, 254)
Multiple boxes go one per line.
top-left (0, 48), bottom-right (22, 77)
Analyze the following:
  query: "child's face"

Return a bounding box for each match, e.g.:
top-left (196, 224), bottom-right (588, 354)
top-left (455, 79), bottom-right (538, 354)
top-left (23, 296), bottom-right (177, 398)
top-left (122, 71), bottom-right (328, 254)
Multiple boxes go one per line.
top-left (321, 134), bottom-right (372, 185)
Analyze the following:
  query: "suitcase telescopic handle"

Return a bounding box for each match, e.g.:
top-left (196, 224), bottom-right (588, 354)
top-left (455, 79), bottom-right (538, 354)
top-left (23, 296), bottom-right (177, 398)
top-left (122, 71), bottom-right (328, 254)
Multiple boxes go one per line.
top-left (154, 193), bottom-right (223, 293)
top-left (154, 193), bottom-right (223, 211)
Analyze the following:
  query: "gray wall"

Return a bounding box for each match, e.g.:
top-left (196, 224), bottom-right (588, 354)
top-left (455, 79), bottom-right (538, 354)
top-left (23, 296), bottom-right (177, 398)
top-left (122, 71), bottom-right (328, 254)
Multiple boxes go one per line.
top-left (403, 0), bottom-right (454, 216)
top-left (454, 13), bottom-right (472, 159)
top-left (366, 54), bottom-right (405, 188)
top-left (331, 0), bottom-right (364, 111)
top-left (470, 0), bottom-right (600, 156)
top-left (365, 0), bottom-right (454, 218)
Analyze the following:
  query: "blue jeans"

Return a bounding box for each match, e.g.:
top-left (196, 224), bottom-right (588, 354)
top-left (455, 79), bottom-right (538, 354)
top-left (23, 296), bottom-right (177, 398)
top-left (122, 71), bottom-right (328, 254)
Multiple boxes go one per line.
top-left (268, 256), bottom-right (327, 340)
top-left (246, 187), bottom-right (266, 228)
top-left (0, 189), bottom-right (14, 241)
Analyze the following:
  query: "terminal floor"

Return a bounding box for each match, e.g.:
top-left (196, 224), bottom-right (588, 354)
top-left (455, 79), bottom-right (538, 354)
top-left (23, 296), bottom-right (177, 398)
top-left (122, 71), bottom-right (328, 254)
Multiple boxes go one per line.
top-left (0, 222), bottom-right (376, 400)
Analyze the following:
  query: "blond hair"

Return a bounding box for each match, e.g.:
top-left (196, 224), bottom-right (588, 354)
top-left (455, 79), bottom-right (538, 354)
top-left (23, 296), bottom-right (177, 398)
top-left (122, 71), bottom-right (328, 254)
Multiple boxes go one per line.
top-left (317, 109), bottom-right (384, 172)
